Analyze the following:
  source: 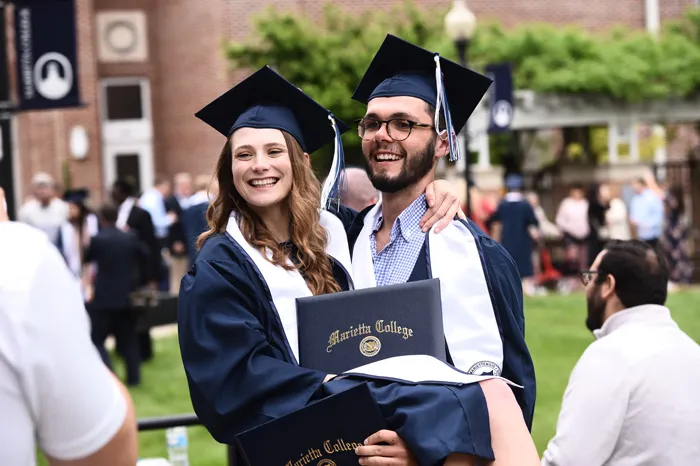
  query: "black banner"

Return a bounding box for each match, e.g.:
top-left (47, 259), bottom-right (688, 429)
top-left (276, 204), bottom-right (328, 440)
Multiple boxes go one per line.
top-left (0, 4), bottom-right (9, 105)
top-left (486, 63), bottom-right (514, 133)
top-left (14, 0), bottom-right (81, 110)
top-left (0, 4), bottom-right (16, 219)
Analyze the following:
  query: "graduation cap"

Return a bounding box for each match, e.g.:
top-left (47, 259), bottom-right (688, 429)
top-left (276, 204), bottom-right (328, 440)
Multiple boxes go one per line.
top-left (63, 188), bottom-right (89, 204)
top-left (352, 34), bottom-right (493, 162)
top-left (195, 65), bottom-right (348, 210)
top-left (505, 173), bottom-right (524, 191)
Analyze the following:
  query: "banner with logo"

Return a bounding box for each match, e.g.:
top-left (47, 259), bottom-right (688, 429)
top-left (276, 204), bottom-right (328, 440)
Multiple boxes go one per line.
top-left (485, 63), bottom-right (514, 133)
top-left (14, 0), bottom-right (80, 110)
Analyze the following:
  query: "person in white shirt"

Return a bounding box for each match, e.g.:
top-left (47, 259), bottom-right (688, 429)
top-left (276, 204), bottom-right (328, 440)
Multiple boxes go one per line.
top-left (629, 178), bottom-right (664, 247)
top-left (0, 187), bottom-right (138, 466)
top-left (139, 177), bottom-right (177, 292)
top-left (599, 183), bottom-right (631, 241)
top-left (542, 239), bottom-right (700, 466)
top-left (17, 172), bottom-right (69, 244)
top-left (526, 191), bottom-right (560, 241)
top-left (181, 175), bottom-right (218, 265)
top-left (139, 176), bottom-right (176, 242)
top-left (555, 184), bottom-right (589, 290)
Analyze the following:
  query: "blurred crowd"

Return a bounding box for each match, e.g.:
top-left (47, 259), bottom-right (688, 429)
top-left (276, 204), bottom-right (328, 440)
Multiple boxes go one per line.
top-left (471, 173), bottom-right (693, 296)
top-left (12, 166), bottom-right (695, 388)
top-left (340, 166), bottom-right (694, 297)
top-left (15, 171), bottom-right (217, 386)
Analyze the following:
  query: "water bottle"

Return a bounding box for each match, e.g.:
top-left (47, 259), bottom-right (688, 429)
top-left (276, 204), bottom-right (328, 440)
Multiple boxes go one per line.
top-left (165, 426), bottom-right (189, 466)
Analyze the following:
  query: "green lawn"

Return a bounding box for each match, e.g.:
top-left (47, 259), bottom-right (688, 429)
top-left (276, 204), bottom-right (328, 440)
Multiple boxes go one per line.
top-left (59, 291), bottom-right (700, 464)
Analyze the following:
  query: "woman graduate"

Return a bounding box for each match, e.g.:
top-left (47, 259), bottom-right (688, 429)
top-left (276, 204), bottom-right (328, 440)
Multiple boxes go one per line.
top-left (178, 66), bottom-right (539, 466)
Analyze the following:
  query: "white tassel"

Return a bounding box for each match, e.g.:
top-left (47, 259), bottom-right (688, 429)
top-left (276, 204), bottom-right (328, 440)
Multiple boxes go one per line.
top-left (320, 114), bottom-right (345, 211)
top-left (434, 54), bottom-right (461, 162)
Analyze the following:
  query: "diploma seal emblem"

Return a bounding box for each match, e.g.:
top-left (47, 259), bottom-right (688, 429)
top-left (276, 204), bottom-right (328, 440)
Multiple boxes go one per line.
top-left (467, 361), bottom-right (502, 377)
top-left (318, 460), bottom-right (336, 466)
top-left (359, 335), bottom-right (381, 357)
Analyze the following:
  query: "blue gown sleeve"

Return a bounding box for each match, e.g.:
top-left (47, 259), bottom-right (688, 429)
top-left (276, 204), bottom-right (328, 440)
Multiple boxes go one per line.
top-left (478, 234), bottom-right (537, 430)
top-left (323, 378), bottom-right (494, 465)
top-left (177, 250), bottom-right (327, 443)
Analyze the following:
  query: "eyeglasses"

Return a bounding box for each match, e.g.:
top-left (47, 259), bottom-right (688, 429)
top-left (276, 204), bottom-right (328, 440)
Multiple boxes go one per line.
top-left (580, 270), bottom-right (603, 286)
top-left (356, 118), bottom-right (434, 142)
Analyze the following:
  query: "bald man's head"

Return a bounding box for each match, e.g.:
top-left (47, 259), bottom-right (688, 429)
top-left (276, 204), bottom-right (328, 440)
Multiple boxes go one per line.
top-left (341, 168), bottom-right (379, 212)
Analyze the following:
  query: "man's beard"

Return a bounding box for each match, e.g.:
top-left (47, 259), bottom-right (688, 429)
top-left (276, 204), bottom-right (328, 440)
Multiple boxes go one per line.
top-left (585, 286), bottom-right (606, 332)
top-left (363, 138), bottom-right (436, 194)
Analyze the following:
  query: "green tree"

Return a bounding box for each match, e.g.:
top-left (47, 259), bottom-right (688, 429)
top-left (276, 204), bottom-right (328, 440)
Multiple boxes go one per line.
top-left (226, 2), bottom-right (700, 164)
top-left (226, 2), bottom-right (460, 162)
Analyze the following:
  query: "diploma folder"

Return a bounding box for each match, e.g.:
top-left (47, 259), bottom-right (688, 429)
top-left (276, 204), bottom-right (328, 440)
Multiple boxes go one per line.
top-left (296, 278), bottom-right (446, 374)
top-left (236, 383), bottom-right (387, 466)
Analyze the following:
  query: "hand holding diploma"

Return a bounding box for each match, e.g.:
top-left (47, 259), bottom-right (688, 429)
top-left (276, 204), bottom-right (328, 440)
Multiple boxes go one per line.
top-left (356, 430), bottom-right (418, 466)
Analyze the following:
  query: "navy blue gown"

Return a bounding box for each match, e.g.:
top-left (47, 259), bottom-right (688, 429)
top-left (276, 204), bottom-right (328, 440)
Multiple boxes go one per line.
top-left (179, 233), bottom-right (494, 466)
top-left (179, 206), bottom-right (536, 465)
top-left (486, 198), bottom-right (538, 278)
top-left (336, 205), bottom-right (536, 429)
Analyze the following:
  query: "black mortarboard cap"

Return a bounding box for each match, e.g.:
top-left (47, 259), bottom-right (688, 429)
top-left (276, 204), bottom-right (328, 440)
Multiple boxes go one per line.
top-left (352, 34), bottom-right (492, 136)
top-left (195, 65), bottom-right (347, 154)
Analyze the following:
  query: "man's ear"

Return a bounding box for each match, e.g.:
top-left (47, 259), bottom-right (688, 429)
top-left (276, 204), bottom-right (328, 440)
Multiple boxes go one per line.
top-left (435, 131), bottom-right (450, 159)
top-left (601, 273), bottom-right (616, 300)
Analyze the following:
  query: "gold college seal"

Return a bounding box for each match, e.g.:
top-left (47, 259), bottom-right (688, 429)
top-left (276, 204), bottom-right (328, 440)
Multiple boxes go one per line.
top-left (317, 460), bottom-right (336, 466)
top-left (359, 335), bottom-right (381, 357)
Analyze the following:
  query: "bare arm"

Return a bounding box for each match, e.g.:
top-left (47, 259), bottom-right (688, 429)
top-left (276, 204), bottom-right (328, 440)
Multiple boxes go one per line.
top-left (478, 379), bottom-right (540, 466)
top-left (23, 239), bottom-right (139, 466)
top-left (48, 372), bottom-right (138, 466)
top-left (643, 172), bottom-right (665, 199)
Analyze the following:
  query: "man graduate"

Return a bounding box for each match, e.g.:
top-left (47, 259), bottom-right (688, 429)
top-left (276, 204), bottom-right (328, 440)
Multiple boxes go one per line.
top-left (332, 34), bottom-right (536, 428)
top-left (178, 67), bottom-right (530, 466)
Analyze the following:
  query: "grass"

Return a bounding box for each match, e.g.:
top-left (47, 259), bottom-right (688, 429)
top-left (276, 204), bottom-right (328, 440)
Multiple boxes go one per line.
top-left (41, 290), bottom-right (700, 464)
top-left (129, 337), bottom-right (227, 465)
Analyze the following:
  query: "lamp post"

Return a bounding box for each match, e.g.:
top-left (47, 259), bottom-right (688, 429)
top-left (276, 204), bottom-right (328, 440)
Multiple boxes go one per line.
top-left (444, 0), bottom-right (476, 218)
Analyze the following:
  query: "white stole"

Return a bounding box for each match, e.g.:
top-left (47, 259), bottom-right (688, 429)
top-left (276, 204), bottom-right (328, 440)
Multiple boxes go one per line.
top-left (117, 197), bottom-right (136, 230)
top-left (349, 201), bottom-right (511, 386)
top-left (225, 210), bottom-right (353, 363)
top-left (59, 223), bottom-right (81, 277)
top-left (59, 214), bottom-right (99, 298)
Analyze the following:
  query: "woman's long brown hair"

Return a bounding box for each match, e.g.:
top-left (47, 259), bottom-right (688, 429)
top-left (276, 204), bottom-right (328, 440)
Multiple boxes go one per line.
top-left (197, 131), bottom-right (341, 296)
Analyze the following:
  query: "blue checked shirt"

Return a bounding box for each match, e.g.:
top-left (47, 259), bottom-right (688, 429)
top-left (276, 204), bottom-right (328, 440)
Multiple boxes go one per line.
top-left (370, 194), bottom-right (428, 287)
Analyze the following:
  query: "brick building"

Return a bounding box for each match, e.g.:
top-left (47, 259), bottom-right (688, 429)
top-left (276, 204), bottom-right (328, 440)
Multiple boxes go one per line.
top-left (5, 0), bottom-right (697, 207)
